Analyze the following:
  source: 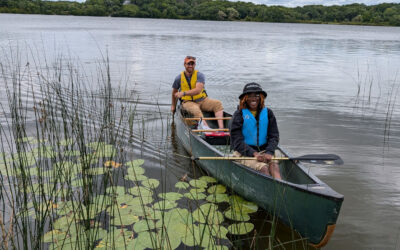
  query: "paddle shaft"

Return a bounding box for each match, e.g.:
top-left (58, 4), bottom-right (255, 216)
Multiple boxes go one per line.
top-left (184, 117), bottom-right (232, 121)
top-left (196, 156), bottom-right (290, 160)
top-left (193, 154), bottom-right (343, 165)
top-left (192, 129), bottom-right (229, 132)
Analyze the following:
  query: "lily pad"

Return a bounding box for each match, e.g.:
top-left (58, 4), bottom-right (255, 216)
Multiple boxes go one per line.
top-left (63, 150), bottom-right (81, 157)
top-left (86, 167), bottom-right (108, 176)
top-left (157, 208), bottom-right (193, 226)
top-left (86, 141), bottom-right (105, 150)
top-left (43, 229), bottom-right (67, 243)
top-left (181, 224), bottom-right (211, 248)
top-left (70, 178), bottom-right (83, 188)
top-left (206, 193), bottom-right (229, 203)
top-left (143, 207), bottom-right (163, 220)
top-left (130, 186), bottom-right (153, 197)
top-left (133, 219), bottom-right (157, 233)
top-left (125, 159), bottom-right (145, 168)
top-left (189, 179), bottom-right (208, 189)
top-left (192, 203), bottom-right (224, 225)
top-left (205, 245), bottom-right (229, 250)
top-left (97, 228), bottom-right (134, 248)
top-left (53, 214), bottom-right (78, 230)
top-left (224, 209), bottom-right (250, 222)
top-left (55, 201), bottom-right (75, 216)
top-left (76, 205), bottom-right (102, 220)
top-left (132, 231), bottom-right (160, 249)
top-left (206, 224), bottom-right (229, 240)
top-left (227, 222), bottom-right (254, 235)
top-left (128, 204), bottom-right (156, 217)
top-left (158, 192), bottom-right (183, 201)
top-left (106, 203), bottom-right (134, 217)
top-left (199, 176), bottom-right (217, 184)
top-left (153, 200), bottom-right (177, 210)
top-left (106, 186), bottom-right (129, 196)
top-left (79, 155), bottom-right (98, 166)
top-left (84, 228), bottom-right (108, 241)
top-left (127, 165), bottom-right (145, 176)
top-left (229, 195), bottom-right (258, 214)
top-left (111, 214), bottom-right (140, 226)
top-left (32, 146), bottom-right (56, 159)
top-left (183, 189), bottom-right (207, 200)
top-left (141, 178), bottom-right (160, 189)
top-left (17, 136), bottom-right (39, 144)
top-left (125, 196), bottom-right (154, 206)
top-left (59, 139), bottom-right (74, 146)
top-left (175, 181), bottom-right (190, 189)
top-left (127, 174), bottom-right (148, 182)
top-left (207, 184), bottom-right (227, 194)
top-left (93, 144), bottom-right (117, 158)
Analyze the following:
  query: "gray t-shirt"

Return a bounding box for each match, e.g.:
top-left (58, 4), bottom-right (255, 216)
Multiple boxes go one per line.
top-left (172, 71), bottom-right (205, 90)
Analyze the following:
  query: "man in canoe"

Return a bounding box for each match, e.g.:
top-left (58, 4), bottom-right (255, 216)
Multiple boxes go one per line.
top-left (230, 82), bottom-right (282, 179)
top-left (171, 56), bottom-right (224, 129)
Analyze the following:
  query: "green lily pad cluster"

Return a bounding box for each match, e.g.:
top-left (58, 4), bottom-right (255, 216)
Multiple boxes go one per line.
top-left (2, 136), bottom-right (259, 249)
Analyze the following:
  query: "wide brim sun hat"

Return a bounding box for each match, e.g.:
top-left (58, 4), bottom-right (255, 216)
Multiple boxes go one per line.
top-left (239, 82), bottom-right (267, 99)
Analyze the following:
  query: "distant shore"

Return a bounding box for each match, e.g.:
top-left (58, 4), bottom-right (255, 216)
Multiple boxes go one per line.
top-left (1, 0), bottom-right (400, 27)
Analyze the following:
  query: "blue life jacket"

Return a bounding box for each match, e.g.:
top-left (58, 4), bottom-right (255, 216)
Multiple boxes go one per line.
top-left (242, 108), bottom-right (268, 146)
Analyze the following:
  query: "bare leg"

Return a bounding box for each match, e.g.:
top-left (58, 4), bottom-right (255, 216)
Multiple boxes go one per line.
top-left (215, 110), bottom-right (224, 129)
top-left (260, 165), bottom-right (270, 176)
top-left (269, 162), bottom-right (282, 180)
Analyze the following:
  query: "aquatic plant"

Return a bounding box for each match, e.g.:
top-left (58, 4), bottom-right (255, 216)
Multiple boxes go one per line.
top-left (0, 48), bottom-right (312, 250)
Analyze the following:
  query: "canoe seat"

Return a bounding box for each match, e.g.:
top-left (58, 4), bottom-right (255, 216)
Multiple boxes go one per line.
top-left (201, 132), bottom-right (230, 145)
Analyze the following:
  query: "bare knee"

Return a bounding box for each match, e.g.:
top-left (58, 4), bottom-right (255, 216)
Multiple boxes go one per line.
top-left (260, 166), bottom-right (270, 176)
top-left (213, 101), bottom-right (224, 113)
top-left (269, 163), bottom-right (282, 180)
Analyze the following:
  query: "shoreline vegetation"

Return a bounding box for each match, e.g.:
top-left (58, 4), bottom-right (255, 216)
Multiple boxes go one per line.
top-left (1, 0), bottom-right (400, 26)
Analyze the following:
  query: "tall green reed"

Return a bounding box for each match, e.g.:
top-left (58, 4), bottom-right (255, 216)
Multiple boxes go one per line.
top-left (0, 47), bottom-right (311, 250)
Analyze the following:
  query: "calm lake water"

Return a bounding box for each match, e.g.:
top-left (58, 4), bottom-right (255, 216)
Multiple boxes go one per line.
top-left (1, 13), bottom-right (400, 249)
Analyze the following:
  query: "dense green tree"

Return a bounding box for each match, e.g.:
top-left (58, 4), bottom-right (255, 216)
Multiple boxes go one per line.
top-left (1, 0), bottom-right (400, 26)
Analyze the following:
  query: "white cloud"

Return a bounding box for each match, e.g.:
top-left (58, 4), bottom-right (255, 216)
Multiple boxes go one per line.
top-left (231, 0), bottom-right (400, 7)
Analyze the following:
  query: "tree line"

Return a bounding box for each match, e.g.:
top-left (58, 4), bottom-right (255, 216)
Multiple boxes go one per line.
top-left (1, 0), bottom-right (400, 26)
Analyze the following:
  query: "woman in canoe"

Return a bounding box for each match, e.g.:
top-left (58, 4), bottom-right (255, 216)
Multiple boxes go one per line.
top-left (230, 82), bottom-right (282, 179)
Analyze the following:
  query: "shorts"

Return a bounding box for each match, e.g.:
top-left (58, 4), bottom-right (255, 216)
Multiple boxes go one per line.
top-left (182, 97), bottom-right (223, 118)
top-left (233, 150), bottom-right (282, 171)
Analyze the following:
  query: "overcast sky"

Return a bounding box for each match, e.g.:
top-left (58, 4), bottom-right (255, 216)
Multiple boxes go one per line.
top-left (232, 0), bottom-right (400, 7)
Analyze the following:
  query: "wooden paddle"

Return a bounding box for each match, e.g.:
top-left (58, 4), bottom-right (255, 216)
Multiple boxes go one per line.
top-left (192, 128), bottom-right (229, 132)
top-left (192, 154), bottom-right (343, 165)
top-left (184, 117), bottom-right (232, 121)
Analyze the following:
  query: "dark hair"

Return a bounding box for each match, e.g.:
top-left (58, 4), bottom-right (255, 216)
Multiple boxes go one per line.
top-left (239, 94), bottom-right (265, 110)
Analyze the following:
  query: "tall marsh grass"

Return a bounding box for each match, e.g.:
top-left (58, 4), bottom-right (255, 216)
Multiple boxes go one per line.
top-left (0, 49), bottom-right (310, 250)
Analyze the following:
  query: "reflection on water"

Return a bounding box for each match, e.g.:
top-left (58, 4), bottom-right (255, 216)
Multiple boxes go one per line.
top-left (0, 13), bottom-right (399, 249)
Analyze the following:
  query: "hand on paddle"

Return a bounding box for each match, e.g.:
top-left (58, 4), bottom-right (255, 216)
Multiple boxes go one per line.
top-left (171, 105), bottom-right (176, 114)
top-left (254, 152), bottom-right (273, 163)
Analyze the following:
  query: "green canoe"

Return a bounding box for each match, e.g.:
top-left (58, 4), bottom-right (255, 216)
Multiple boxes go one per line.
top-left (175, 107), bottom-right (344, 247)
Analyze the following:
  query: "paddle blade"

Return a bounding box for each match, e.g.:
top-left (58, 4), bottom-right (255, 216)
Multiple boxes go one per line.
top-left (292, 154), bottom-right (344, 165)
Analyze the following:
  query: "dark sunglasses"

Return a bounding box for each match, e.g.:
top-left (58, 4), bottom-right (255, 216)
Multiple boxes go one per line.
top-left (186, 62), bottom-right (195, 65)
